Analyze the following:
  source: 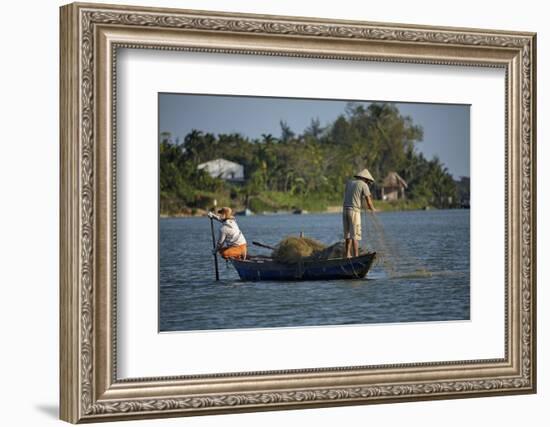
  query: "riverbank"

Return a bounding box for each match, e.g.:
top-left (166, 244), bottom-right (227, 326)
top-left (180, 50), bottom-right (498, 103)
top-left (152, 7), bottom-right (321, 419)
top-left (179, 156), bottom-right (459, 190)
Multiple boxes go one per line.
top-left (160, 199), bottom-right (456, 218)
top-left (324, 200), bottom-right (430, 214)
top-left (160, 207), bottom-right (207, 218)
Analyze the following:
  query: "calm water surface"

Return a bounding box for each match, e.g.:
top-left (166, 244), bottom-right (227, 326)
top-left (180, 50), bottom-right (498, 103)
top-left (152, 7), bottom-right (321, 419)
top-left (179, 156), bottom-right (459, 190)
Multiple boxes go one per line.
top-left (159, 210), bottom-right (470, 331)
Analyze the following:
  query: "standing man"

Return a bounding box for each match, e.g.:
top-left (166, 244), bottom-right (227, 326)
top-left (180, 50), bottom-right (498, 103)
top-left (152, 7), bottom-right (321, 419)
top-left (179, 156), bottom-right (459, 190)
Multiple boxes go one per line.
top-left (342, 169), bottom-right (376, 258)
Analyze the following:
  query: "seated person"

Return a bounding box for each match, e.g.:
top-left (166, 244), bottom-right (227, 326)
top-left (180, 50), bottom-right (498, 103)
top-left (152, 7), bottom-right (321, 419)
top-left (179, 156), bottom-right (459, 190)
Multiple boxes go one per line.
top-left (208, 207), bottom-right (247, 260)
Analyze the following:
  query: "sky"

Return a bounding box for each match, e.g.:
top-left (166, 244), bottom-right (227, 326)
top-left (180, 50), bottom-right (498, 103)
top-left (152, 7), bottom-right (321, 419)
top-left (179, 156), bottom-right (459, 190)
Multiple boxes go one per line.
top-left (159, 93), bottom-right (470, 179)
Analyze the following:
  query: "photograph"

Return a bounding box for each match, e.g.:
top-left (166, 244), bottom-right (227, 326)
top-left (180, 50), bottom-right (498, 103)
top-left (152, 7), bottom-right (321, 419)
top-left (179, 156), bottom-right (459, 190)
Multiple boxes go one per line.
top-left (158, 94), bottom-right (471, 332)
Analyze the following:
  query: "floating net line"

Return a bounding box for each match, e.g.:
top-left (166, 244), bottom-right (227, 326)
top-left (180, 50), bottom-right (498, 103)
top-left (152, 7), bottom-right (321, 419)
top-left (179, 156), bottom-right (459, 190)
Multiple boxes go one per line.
top-left (363, 210), bottom-right (432, 279)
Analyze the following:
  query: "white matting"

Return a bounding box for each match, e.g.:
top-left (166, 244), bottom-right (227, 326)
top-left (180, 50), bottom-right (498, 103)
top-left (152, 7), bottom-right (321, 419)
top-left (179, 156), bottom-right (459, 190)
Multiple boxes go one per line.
top-left (116, 48), bottom-right (505, 378)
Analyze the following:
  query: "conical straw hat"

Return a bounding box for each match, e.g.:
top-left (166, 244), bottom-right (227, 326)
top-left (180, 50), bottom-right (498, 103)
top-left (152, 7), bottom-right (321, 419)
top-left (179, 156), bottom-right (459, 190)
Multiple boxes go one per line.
top-left (354, 168), bottom-right (375, 182)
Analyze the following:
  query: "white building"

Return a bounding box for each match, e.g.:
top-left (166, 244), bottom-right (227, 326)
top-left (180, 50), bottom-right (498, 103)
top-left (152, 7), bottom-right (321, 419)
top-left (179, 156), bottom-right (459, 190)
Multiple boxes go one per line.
top-left (197, 158), bottom-right (244, 182)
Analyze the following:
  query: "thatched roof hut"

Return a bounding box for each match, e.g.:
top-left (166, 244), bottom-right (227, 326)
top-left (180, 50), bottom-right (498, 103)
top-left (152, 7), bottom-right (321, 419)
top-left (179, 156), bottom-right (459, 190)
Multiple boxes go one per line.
top-left (381, 172), bottom-right (408, 201)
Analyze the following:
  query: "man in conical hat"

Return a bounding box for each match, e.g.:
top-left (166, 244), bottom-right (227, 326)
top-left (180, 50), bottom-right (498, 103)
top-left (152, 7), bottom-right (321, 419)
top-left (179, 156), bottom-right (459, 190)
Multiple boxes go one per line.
top-left (342, 168), bottom-right (376, 258)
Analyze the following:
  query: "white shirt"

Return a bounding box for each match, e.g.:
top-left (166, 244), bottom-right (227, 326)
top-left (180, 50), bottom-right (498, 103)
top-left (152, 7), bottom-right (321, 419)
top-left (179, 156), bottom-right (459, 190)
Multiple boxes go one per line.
top-left (217, 219), bottom-right (246, 247)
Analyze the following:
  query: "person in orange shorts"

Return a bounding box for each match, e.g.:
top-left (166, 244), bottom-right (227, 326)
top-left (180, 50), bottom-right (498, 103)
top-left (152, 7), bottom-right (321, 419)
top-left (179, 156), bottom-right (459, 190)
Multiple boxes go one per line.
top-left (208, 207), bottom-right (247, 260)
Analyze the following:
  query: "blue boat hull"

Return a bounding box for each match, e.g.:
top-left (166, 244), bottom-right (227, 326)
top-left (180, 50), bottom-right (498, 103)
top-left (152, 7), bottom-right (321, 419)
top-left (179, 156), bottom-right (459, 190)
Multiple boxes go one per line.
top-left (230, 252), bottom-right (376, 281)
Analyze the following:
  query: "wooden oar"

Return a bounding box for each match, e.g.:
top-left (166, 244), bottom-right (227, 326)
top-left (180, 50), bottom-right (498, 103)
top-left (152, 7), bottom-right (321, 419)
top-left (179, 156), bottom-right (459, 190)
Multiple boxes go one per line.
top-left (252, 241), bottom-right (276, 250)
top-left (209, 217), bottom-right (220, 281)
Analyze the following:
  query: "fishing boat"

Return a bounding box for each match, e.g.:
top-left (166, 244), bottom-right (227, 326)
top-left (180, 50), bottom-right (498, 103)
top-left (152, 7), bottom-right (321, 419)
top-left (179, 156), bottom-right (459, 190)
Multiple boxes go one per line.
top-left (230, 252), bottom-right (376, 281)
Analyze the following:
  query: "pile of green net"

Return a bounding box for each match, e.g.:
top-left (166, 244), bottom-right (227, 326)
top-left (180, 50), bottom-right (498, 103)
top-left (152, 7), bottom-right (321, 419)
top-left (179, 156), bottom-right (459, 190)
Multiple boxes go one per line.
top-left (271, 236), bottom-right (367, 263)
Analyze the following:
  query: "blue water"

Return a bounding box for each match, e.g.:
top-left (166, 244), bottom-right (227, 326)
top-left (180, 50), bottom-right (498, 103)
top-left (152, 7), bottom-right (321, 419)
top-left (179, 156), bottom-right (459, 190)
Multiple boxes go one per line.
top-left (159, 210), bottom-right (470, 332)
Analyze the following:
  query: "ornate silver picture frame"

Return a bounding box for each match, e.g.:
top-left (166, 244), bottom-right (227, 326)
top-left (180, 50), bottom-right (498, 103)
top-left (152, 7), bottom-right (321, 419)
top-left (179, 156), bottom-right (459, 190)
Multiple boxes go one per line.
top-left (60, 2), bottom-right (536, 423)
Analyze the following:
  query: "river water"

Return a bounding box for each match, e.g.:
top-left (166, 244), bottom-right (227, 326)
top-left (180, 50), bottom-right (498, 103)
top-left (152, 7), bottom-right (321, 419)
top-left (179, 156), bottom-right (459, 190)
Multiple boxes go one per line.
top-left (159, 210), bottom-right (470, 332)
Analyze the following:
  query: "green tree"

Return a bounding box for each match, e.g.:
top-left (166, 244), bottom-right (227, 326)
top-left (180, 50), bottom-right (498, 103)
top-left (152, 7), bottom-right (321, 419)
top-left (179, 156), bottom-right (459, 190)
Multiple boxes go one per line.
top-left (159, 102), bottom-right (464, 214)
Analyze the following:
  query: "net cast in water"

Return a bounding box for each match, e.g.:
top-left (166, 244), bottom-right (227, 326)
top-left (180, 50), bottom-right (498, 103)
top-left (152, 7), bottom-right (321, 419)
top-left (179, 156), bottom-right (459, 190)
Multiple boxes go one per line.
top-left (363, 210), bottom-right (433, 279)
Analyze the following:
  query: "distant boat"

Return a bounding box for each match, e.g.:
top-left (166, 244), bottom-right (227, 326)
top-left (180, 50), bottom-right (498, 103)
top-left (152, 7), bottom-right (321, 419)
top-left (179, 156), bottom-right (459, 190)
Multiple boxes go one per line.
top-left (230, 252), bottom-right (376, 281)
top-left (292, 209), bottom-right (309, 215)
top-left (236, 208), bottom-right (254, 216)
top-left (261, 210), bottom-right (291, 215)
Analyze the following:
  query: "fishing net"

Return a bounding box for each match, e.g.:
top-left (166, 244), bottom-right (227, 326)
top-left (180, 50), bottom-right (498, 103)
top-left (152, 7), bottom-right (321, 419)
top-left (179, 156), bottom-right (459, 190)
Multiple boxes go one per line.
top-left (268, 213), bottom-right (433, 277)
top-left (271, 237), bottom-right (367, 263)
top-left (363, 210), bottom-right (432, 278)
top-left (271, 236), bottom-right (326, 263)
top-left (309, 241), bottom-right (368, 260)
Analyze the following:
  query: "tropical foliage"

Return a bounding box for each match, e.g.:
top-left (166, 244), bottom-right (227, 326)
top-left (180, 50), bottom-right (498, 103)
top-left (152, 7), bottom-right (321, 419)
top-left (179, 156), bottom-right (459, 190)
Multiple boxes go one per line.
top-left (160, 102), bottom-right (463, 215)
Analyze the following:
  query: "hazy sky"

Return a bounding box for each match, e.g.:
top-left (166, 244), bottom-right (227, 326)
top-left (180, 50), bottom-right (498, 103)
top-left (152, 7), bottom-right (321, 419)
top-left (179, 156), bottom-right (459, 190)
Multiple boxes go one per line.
top-left (159, 93), bottom-right (470, 178)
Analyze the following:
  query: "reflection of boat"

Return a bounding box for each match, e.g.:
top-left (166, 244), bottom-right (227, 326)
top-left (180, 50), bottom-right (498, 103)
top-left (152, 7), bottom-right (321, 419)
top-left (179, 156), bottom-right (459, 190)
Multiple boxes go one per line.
top-left (230, 252), bottom-right (376, 281)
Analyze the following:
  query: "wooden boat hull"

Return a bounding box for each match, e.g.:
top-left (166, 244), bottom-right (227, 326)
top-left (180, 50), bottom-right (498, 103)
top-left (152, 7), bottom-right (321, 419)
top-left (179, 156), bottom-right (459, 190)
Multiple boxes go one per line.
top-left (230, 252), bottom-right (376, 281)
